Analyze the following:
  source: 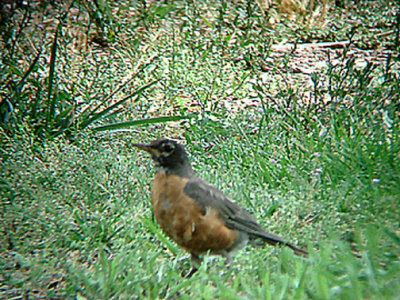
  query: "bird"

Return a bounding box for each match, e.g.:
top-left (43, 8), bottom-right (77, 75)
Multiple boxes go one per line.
top-left (133, 139), bottom-right (308, 276)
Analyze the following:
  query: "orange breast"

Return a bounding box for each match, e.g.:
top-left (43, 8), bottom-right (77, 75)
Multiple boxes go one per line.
top-left (151, 173), bottom-right (238, 255)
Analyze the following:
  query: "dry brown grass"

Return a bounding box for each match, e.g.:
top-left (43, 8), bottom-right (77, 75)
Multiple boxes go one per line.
top-left (258, 0), bottom-right (332, 27)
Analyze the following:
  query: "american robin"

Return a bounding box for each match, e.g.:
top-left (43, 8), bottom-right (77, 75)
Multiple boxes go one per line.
top-left (134, 139), bottom-right (308, 275)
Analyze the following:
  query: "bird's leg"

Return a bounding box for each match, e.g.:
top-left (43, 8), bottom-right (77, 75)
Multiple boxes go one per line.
top-left (184, 254), bottom-right (201, 278)
top-left (222, 253), bottom-right (232, 269)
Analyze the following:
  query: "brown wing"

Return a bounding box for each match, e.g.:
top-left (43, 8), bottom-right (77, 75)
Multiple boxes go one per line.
top-left (183, 178), bottom-right (308, 255)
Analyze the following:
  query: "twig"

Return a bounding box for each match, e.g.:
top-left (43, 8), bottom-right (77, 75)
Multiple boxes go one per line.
top-left (272, 41), bottom-right (351, 51)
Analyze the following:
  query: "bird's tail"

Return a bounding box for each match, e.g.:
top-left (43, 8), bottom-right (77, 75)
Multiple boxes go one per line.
top-left (285, 242), bottom-right (309, 257)
top-left (253, 230), bottom-right (309, 257)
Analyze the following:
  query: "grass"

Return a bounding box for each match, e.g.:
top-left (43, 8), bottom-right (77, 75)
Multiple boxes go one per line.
top-left (1, 0), bottom-right (399, 299)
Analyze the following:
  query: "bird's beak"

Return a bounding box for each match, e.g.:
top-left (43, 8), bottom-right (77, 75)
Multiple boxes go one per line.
top-left (133, 143), bottom-right (160, 155)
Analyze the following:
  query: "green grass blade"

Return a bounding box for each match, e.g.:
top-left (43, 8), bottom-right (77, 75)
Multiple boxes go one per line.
top-left (139, 217), bottom-right (178, 256)
top-left (92, 114), bottom-right (197, 132)
top-left (80, 80), bottom-right (159, 130)
top-left (46, 22), bottom-right (61, 128)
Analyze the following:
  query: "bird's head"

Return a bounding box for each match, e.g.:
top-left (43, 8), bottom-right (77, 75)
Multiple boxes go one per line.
top-left (133, 139), bottom-right (193, 176)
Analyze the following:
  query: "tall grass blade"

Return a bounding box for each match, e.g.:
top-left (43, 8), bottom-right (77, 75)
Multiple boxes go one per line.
top-left (93, 114), bottom-right (197, 132)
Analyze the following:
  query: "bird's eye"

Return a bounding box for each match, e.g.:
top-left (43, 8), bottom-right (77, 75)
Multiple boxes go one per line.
top-left (162, 142), bottom-right (175, 153)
